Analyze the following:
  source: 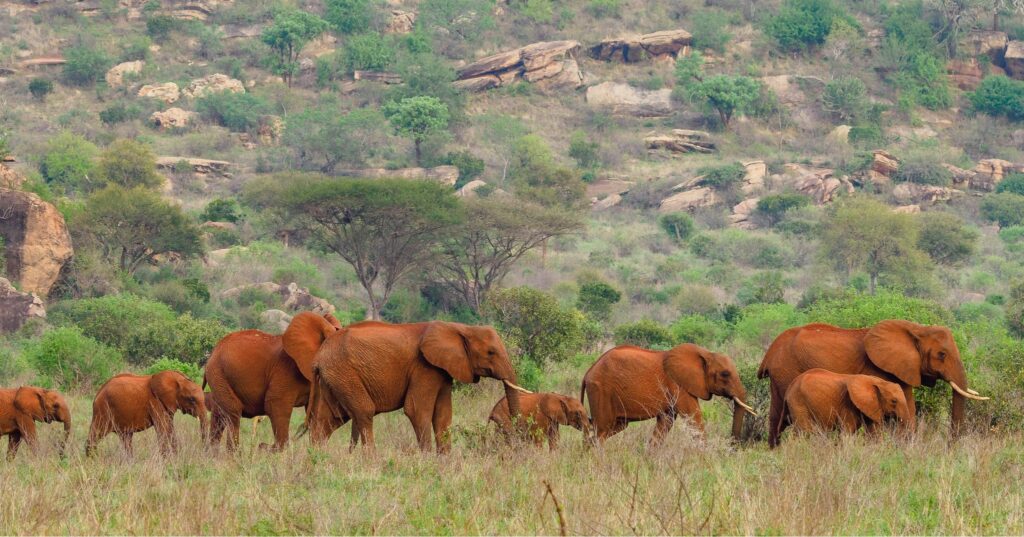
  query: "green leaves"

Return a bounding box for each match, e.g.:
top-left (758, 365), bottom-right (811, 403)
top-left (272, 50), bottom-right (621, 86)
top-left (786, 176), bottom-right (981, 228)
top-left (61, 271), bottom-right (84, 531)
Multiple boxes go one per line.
top-left (382, 96), bottom-right (450, 163)
top-left (261, 9), bottom-right (329, 84)
top-left (970, 76), bottom-right (1024, 121)
top-left (764, 0), bottom-right (853, 52)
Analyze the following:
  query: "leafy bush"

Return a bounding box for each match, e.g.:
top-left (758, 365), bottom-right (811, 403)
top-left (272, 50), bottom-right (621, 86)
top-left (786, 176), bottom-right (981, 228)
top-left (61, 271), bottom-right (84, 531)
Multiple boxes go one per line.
top-left (805, 290), bottom-right (952, 328)
top-left (586, 0), bottom-right (620, 18)
top-left (344, 32), bottom-right (395, 73)
top-left (733, 303), bottom-right (807, 348)
top-left (324, 0), bottom-right (374, 35)
top-left (200, 198), bottom-right (242, 223)
top-left (23, 327), bottom-right (125, 391)
top-left (28, 78), bottom-right (54, 100)
top-left (737, 271), bottom-right (786, 305)
top-left (996, 173), bottom-right (1024, 196)
top-left (99, 102), bottom-right (142, 125)
top-left (756, 193), bottom-right (810, 226)
top-left (0, 347), bottom-right (30, 383)
top-left (62, 45), bottom-right (112, 87)
top-left (613, 319), bottom-right (674, 349)
top-left (764, 0), bottom-right (852, 52)
top-left (822, 77), bottom-right (868, 122)
top-left (697, 162), bottom-right (746, 188)
top-left (144, 357), bottom-right (203, 382)
top-left (568, 130), bottom-right (600, 169)
top-left (39, 131), bottom-right (99, 193)
top-left (916, 212), bottom-right (978, 266)
top-left (96, 139), bottom-right (162, 189)
top-left (691, 9), bottom-right (733, 52)
top-left (576, 281), bottom-right (621, 321)
top-left (669, 315), bottom-right (729, 347)
top-left (982, 192), bottom-right (1024, 227)
top-left (882, 4), bottom-right (950, 111)
top-left (145, 14), bottom-right (177, 41)
top-left (658, 212), bottom-right (696, 241)
top-left (444, 151), bottom-right (485, 189)
top-left (892, 156), bottom-right (953, 186)
top-left (688, 76), bottom-right (762, 127)
top-left (484, 287), bottom-right (586, 365)
top-left (196, 92), bottom-right (269, 132)
top-left (120, 35), bottom-right (153, 62)
top-left (969, 75), bottom-right (1024, 121)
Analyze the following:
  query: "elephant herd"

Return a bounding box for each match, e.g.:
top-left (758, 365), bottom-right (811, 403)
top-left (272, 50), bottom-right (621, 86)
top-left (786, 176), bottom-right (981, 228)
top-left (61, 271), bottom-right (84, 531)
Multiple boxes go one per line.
top-left (0, 313), bottom-right (990, 460)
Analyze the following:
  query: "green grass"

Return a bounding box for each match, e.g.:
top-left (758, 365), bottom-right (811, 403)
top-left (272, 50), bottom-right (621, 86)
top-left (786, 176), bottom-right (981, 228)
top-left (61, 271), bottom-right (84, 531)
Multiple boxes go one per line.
top-left (2, 379), bottom-right (1023, 535)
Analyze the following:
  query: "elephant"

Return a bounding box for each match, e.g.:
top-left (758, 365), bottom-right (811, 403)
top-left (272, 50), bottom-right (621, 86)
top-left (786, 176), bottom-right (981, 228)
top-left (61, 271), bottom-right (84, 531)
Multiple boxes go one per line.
top-left (0, 387), bottom-right (71, 460)
top-left (291, 319), bottom-right (530, 452)
top-left (488, 392), bottom-right (591, 450)
top-left (776, 369), bottom-right (912, 441)
top-left (87, 371), bottom-right (208, 457)
top-left (580, 343), bottom-right (755, 446)
top-left (203, 312), bottom-right (341, 451)
top-left (758, 320), bottom-right (989, 447)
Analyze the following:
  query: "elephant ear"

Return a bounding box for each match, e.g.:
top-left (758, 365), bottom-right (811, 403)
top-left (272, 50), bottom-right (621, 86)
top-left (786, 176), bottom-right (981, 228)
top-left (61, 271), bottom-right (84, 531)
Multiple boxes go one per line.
top-left (150, 372), bottom-right (180, 414)
top-left (323, 312), bottom-right (343, 329)
top-left (540, 396), bottom-right (569, 425)
top-left (420, 322), bottom-right (475, 384)
top-left (864, 320), bottom-right (922, 386)
top-left (848, 377), bottom-right (884, 423)
top-left (283, 312), bottom-right (338, 382)
top-left (664, 345), bottom-right (711, 400)
top-left (13, 387), bottom-right (45, 421)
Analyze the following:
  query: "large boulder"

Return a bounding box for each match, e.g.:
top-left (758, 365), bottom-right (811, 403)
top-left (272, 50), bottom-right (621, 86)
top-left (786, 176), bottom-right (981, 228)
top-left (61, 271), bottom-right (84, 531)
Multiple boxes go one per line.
top-left (0, 164), bottom-right (25, 189)
top-left (730, 197), bottom-right (760, 229)
top-left (0, 277), bottom-right (45, 334)
top-left (384, 9), bottom-right (416, 34)
top-left (335, 166), bottom-right (459, 186)
top-left (0, 189), bottom-right (73, 297)
top-left (867, 150), bottom-right (899, 186)
top-left (105, 60), bottom-right (144, 88)
top-left (892, 183), bottom-right (964, 205)
top-left (947, 59), bottom-right (984, 91)
top-left (456, 41), bottom-right (583, 92)
top-left (659, 187), bottom-right (721, 212)
top-left (741, 160), bottom-right (767, 194)
top-left (971, 158), bottom-right (1024, 190)
top-left (960, 30), bottom-right (1008, 63)
top-left (587, 82), bottom-right (673, 116)
top-left (138, 82), bottom-right (181, 104)
top-left (794, 171), bottom-right (853, 204)
top-left (183, 73), bottom-right (245, 99)
top-left (1006, 41), bottom-right (1024, 79)
top-left (645, 129), bottom-right (715, 153)
top-left (150, 108), bottom-right (196, 129)
top-left (589, 29), bottom-right (692, 62)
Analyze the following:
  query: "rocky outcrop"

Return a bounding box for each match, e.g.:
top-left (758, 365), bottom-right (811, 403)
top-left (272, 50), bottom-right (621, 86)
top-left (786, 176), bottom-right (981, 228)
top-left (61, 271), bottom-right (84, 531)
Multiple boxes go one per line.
top-left (592, 193), bottom-right (624, 211)
top-left (0, 277), bottom-right (45, 334)
top-left (971, 158), bottom-right (1024, 190)
top-left (1006, 41), bottom-right (1024, 79)
top-left (17, 57), bottom-right (65, 68)
top-left (105, 60), bottom-right (144, 88)
top-left (892, 204), bottom-right (921, 214)
top-left (353, 71), bottom-right (402, 83)
top-left (0, 189), bottom-right (73, 297)
top-left (947, 59), bottom-right (984, 91)
top-left (793, 170), bottom-right (853, 204)
top-left (943, 163), bottom-right (975, 189)
top-left (156, 157), bottom-right (233, 177)
top-left (456, 41), bottom-right (583, 92)
top-left (457, 180), bottom-right (488, 198)
top-left (741, 161), bottom-right (767, 194)
top-left (730, 198), bottom-right (760, 229)
top-left (961, 30), bottom-right (1008, 63)
top-left (221, 282), bottom-right (335, 314)
top-left (183, 73), bottom-right (245, 99)
top-left (257, 115), bottom-right (283, 145)
top-left (659, 187), bottom-right (721, 213)
top-left (892, 183), bottom-right (964, 205)
top-left (587, 82), bottom-right (673, 117)
top-left (589, 29), bottom-right (692, 62)
top-left (335, 166), bottom-right (459, 186)
top-left (150, 108), bottom-right (195, 129)
top-left (0, 164), bottom-right (25, 189)
top-left (138, 82), bottom-right (181, 104)
top-left (645, 129), bottom-right (715, 153)
top-left (587, 179), bottom-right (633, 210)
top-left (868, 150), bottom-right (899, 185)
top-left (259, 309), bottom-right (292, 333)
top-left (385, 9), bottom-right (416, 34)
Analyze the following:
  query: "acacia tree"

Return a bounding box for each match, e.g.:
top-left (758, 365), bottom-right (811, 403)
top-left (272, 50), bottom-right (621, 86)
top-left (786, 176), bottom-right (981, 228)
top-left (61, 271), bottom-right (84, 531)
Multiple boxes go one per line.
top-left (675, 52), bottom-right (761, 128)
top-left (261, 9), bottom-right (329, 86)
top-left (434, 199), bottom-right (582, 312)
top-left (245, 175), bottom-right (461, 319)
top-left (382, 96), bottom-right (450, 164)
top-left (76, 185), bottom-right (203, 273)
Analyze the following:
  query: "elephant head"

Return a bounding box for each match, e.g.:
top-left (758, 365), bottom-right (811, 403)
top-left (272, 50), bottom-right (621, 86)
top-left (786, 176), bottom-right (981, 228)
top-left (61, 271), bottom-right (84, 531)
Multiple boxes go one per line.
top-left (14, 387), bottom-right (71, 455)
top-left (663, 344), bottom-right (755, 440)
top-left (540, 394), bottom-right (592, 439)
top-left (848, 376), bottom-right (912, 427)
top-left (283, 311), bottom-right (343, 382)
top-left (864, 320), bottom-right (988, 434)
top-left (151, 372), bottom-right (209, 445)
top-left (421, 322), bottom-right (529, 417)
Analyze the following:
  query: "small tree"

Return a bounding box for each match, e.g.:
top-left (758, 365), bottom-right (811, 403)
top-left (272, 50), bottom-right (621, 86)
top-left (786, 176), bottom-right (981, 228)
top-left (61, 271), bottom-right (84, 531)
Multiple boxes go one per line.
top-left (283, 107), bottom-right (392, 173)
top-left (261, 9), bottom-right (329, 86)
top-left (484, 286), bottom-right (586, 364)
top-left (568, 130), bottom-right (601, 169)
top-left (96, 139), bottom-right (163, 190)
top-left (982, 192), bottom-right (1024, 227)
top-left (343, 32), bottom-right (395, 73)
top-left (196, 92), bottom-right (269, 132)
top-left (658, 212), bottom-right (696, 241)
top-left (756, 193), bottom-right (811, 226)
top-left (39, 131), bottom-right (99, 193)
top-left (324, 0), bottom-right (374, 35)
top-left (63, 45), bottom-right (112, 87)
top-left (969, 75), bottom-right (1024, 121)
top-left (916, 211), bottom-right (978, 266)
top-left (675, 52), bottom-right (760, 128)
top-left (577, 281), bottom-right (622, 321)
top-left (382, 96), bottom-right (450, 164)
top-left (509, 134), bottom-right (586, 209)
top-left (821, 76), bottom-right (868, 123)
top-left (28, 78), bottom-right (54, 101)
top-left (200, 199), bottom-right (242, 223)
top-left (765, 0), bottom-right (852, 52)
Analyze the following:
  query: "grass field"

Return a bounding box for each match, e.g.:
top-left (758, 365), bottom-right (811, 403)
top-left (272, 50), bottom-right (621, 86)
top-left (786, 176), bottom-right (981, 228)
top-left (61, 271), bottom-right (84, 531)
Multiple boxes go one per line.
top-left (2, 372), bottom-right (1023, 536)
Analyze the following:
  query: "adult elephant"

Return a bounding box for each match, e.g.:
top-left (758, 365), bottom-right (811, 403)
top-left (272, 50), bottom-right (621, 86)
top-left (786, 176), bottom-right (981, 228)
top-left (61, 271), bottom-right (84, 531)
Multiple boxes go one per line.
top-left (291, 319), bottom-right (529, 452)
top-left (0, 387), bottom-right (71, 460)
top-left (203, 311), bottom-right (341, 451)
top-left (758, 320), bottom-right (989, 447)
top-left (581, 343), bottom-right (755, 445)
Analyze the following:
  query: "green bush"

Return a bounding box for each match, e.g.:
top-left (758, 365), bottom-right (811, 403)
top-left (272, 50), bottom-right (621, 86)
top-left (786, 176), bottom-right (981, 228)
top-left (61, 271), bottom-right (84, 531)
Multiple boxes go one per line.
top-left (145, 14), bottom-right (177, 41)
top-left (764, 0), bottom-right (852, 52)
top-left (144, 357), bottom-right (203, 382)
top-left (882, 4), bottom-right (950, 111)
top-left (586, 0), bottom-right (620, 18)
top-left (196, 92), bottom-right (268, 132)
top-left (23, 327), bottom-right (125, 391)
top-left (63, 45), bottom-right (112, 87)
top-left (200, 198), bottom-right (242, 223)
top-left (444, 151), bottom-right (485, 189)
top-left (0, 347), bottom-right (30, 383)
top-left (982, 192), bottom-right (1024, 227)
top-left (28, 78), bottom-right (54, 100)
top-left (916, 212), bottom-right (978, 266)
top-left (613, 319), bottom-right (673, 349)
top-left (568, 130), bottom-right (600, 170)
top-left (733, 303), bottom-right (807, 348)
top-left (697, 162), bottom-right (746, 189)
top-left (484, 287), bottom-right (586, 365)
top-left (324, 0), bottom-right (374, 35)
top-left (691, 9), bottom-right (733, 52)
top-left (805, 290), bottom-right (953, 328)
top-left (969, 75), bottom-right (1024, 121)
top-left (658, 212), bottom-right (696, 241)
top-left (892, 156), bottom-right (953, 186)
top-left (344, 32), bottom-right (395, 73)
top-left (822, 77), bottom-right (868, 122)
top-left (996, 173), bottom-right (1024, 196)
top-left (756, 193), bottom-right (810, 226)
top-left (96, 139), bottom-right (162, 189)
top-left (120, 35), bottom-right (153, 62)
top-left (39, 131), bottom-right (99, 193)
top-left (576, 281), bottom-right (621, 321)
top-left (99, 102), bottom-right (142, 125)
top-left (669, 315), bottom-right (729, 347)
top-left (738, 271), bottom-right (786, 305)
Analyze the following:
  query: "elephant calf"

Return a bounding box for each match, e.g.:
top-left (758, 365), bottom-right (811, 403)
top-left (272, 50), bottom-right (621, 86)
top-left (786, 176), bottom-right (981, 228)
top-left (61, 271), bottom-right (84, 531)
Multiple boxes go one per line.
top-left (87, 371), bottom-right (208, 457)
top-left (0, 386), bottom-right (71, 460)
top-left (777, 368), bottom-right (912, 442)
top-left (489, 392), bottom-right (591, 450)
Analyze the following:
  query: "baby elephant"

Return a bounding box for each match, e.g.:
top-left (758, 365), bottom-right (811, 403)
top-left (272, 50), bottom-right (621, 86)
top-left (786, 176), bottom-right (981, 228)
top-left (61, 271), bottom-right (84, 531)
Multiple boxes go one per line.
top-left (489, 392), bottom-right (591, 450)
top-left (0, 386), bottom-right (71, 460)
top-left (87, 371), bottom-right (208, 456)
top-left (777, 368), bottom-right (911, 443)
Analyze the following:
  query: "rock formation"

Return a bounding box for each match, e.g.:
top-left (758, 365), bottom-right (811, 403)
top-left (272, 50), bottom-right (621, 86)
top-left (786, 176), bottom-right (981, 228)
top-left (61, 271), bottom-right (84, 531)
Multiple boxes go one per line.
top-left (455, 41), bottom-right (583, 92)
top-left (961, 30), bottom-right (1008, 63)
top-left (0, 277), bottom-right (46, 334)
top-left (105, 60), bottom-right (144, 88)
top-left (892, 183), bottom-right (963, 205)
top-left (589, 29), bottom-right (692, 62)
top-left (0, 189), bottom-right (74, 297)
top-left (221, 282), bottom-right (335, 315)
top-left (1006, 41), bottom-right (1024, 79)
top-left (645, 129), bottom-right (715, 153)
top-left (156, 157), bottom-right (233, 177)
top-left (659, 186), bottom-right (721, 213)
top-left (972, 158), bottom-right (1024, 190)
top-left (384, 10), bottom-right (416, 34)
top-left (867, 150), bottom-right (899, 185)
top-left (183, 73), bottom-right (245, 99)
top-left (730, 198), bottom-right (760, 229)
top-left (587, 82), bottom-right (674, 117)
top-left (0, 164), bottom-right (25, 190)
top-left (150, 108), bottom-right (195, 129)
top-left (138, 82), bottom-right (181, 104)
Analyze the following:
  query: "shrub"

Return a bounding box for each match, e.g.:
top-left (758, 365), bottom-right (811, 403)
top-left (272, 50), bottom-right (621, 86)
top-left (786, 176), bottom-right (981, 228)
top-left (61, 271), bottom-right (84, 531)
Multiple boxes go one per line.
top-left (344, 32), bottom-right (395, 73)
top-left (669, 315), bottom-right (729, 347)
top-left (28, 78), bottom-right (54, 100)
top-left (99, 102), bottom-right (141, 125)
top-left (39, 131), bottom-right (99, 193)
top-left (63, 45), bottom-right (112, 87)
top-left (0, 347), bottom-right (30, 383)
top-left (691, 9), bottom-right (732, 52)
top-left (698, 162), bottom-right (746, 189)
top-left (568, 130), bottom-right (600, 169)
top-left (996, 173), bottom-right (1024, 196)
top-left (144, 357), bottom-right (203, 382)
top-left (756, 193), bottom-right (810, 226)
top-left (23, 327), bottom-right (124, 391)
top-left (688, 76), bottom-right (762, 128)
top-left (96, 139), bottom-right (162, 189)
top-left (576, 281), bottom-right (621, 321)
top-left (444, 151), bottom-right (485, 189)
top-left (764, 0), bottom-right (852, 52)
top-left (145, 14), bottom-right (177, 41)
top-left (324, 0), bottom-right (374, 35)
top-left (658, 212), bottom-right (696, 241)
top-left (484, 287), bottom-right (586, 365)
top-left (200, 198), bottom-right (242, 223)
top-left (916, 212), bottom-right (978, 266)
top-left (981, 192), bottom-right (1024, 227)
top-left (805, 290), bottom-right (953, 328)
top-left (892, 157), bottom-right (953, 186)
top-left (613, 319), bottom-right (674, 349)
top-left (586, 0), bottom-right (620, 18)
top-left (821, 77), bottom-right (868, 123)
top-left (196, 92), bottom-right (268, 132)
top-left (120, 35), bottom-right (153, 61)
top-left (969, 75), bottom-right (1024, 121)
top-left (737, 271), bottom-right (786, 305)
top-left (733, 303), bottom-right (807, 348)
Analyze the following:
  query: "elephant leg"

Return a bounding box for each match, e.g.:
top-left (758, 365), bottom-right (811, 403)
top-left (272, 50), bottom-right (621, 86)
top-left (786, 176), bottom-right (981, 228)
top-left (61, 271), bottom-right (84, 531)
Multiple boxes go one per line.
top-left (266, 404), bottom-right (294, 452)
top-left (350, 415), bottom-right (375, 452)
top-left (546, 424), bottom-right (560, 451)
top-left (600, 418), bottom-right (629, 444)
top-left (14, 417), bottom-right (38, 452)
top-left (432, 381), bottom-right (453, 454)
top-left (903, 386), bottom-right (917, 433)
top-left (209, 409), bottom-right (227, 453)
top-left (7, 432), bottom-right (21, 461)
top-left (119, 433), bottom-right (134, 457)
top-left (650, 412), bottom-right (675, 447)
top-left (767, 382), bottom-right (784, 448)
top-left (225, 413), bottom-right (242, 452)
top-left (86, 417), bottom-right (111, 457)
top-left (674, 395), bottom-right (704, 438)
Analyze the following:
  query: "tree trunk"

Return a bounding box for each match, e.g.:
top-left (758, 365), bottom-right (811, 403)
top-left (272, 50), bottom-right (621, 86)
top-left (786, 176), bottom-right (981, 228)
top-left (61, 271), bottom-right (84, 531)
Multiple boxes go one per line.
top-left (869, 272), bottom-right (878, 295)
top-left (414, 140), bottom-right (422, 165)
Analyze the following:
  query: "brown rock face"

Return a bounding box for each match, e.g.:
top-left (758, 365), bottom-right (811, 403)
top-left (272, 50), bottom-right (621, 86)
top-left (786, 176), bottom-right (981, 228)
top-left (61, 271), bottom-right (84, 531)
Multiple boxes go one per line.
top-left (590, 29), bottom-right (692, 62)
top-left (947, 59), bottom-right (983, 91)
top-left (138, 82), bottom-right (181, 104)
top-left (183, 73), bottom-right (245, 99)
top-left (150, 108), bottom-right (196, 129)
top-left (645, 129), bottom-right (716, 153)
top-left (0, 277), bottom-right (46, 334)
top-left (892, 183), bottom-right (963, 205)
top-left (972, 158), bottom-right (1024, 190)
top-left (105, 60), bottom-right (144, 88)
top-left (1006, 41), bottom-right (1024, 79)
top-left (867, 150), bottom-right (899, 185)
top-left (960, 30), bottom-right (1008, 63)
top-left (0, 165), bottom-right (25, 189)
top-left (659, 187), bottom-right (721, 212)
top-left (588, 82), bottom-right (674, 117)
top-left (456, 41), bottom-right (582, 92)
top-left (384, 9), bottom-right (416, 34)
top-left (0, 189), bottom-right (73, 297)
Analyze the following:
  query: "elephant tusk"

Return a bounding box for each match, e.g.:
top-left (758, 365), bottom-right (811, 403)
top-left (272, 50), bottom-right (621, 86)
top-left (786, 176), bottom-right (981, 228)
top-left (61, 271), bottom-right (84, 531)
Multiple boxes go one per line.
top-left (503, 380), bottom-right (533, 394)
top-left (733, 398), bottom-right (758, 416)
top-left (967, 388), bottom-right (981, 396)
top-left (950, 381), bottom-right (990, 401)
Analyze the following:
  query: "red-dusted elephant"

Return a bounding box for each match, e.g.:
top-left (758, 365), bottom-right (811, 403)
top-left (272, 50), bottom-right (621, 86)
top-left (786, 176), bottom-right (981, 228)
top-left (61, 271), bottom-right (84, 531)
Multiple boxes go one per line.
top-left (777, 369), bottom-right (913, 440)
top-left (203, 312), bottom-right (341, 451)
top-left (489, 392), bottom-right (591, 450)
top-left (0, 386), bottom-right (71, 460)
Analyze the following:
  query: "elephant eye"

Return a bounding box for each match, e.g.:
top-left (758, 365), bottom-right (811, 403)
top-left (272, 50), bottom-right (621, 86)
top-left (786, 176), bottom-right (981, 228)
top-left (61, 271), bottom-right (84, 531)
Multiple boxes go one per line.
top-left (937, 351), bottom-right (947, 360)
top-left (720, 371), bottom-right (730, 378)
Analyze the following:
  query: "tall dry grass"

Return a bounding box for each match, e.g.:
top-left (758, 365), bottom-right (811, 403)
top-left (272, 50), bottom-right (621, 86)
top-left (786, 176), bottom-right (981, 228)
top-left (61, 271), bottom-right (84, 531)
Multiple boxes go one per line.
top-left (2, 381), bottom-right (1022, 535)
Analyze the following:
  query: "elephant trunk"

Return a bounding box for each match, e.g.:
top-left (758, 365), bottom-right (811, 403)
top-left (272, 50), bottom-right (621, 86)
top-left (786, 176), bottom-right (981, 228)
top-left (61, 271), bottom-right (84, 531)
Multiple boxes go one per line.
top-left (948, 363), bottom-right (968, 438)
top-left (730, 400), bottom-right (746, 441)
top-left (58, 405), bottom-right (71, 457)
top-left (504, 382), bottom-right (522, 419)
top-left (198, 403), bottom-right (210, 446)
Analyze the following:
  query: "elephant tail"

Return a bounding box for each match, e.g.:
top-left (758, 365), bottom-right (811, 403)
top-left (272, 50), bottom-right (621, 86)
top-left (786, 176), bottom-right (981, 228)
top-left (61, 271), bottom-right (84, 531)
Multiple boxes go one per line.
top-left (579, 379), bottom-right (587, 410)
top-left (298, 366), bottom-right (324, 439)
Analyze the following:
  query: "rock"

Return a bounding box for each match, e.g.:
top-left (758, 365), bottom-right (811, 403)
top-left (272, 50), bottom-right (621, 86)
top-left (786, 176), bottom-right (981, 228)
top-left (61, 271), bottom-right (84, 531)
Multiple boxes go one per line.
top-left (384, 9), bottom-right (416, 34)
top-left (759, 74), bottom-right (826, 130)
top-left (457, 180), bottom-right (488, 198)
top-left (586, 179), bottom-right (634, 199)
top-left (1006, 41), bottom-right (1024, 79)
top-left (259, 309), bottom-right (292, 333)
top-left (17, 57), bottom-right (65, 68)
top-left (640, 29), bottom-right (694, 56)
top-left (592, 193), bottom-right (624, 211)
top-left (183, 73), bottom-right (245, 99)
top-left (590, 29), bottom-right (692, 62)
top-left (221, 282), bottom-right (335, 315)
top-left (456, 40), bottom-right (582, 91)
top-left (105, 60), bottom-right (144, 88)
top-left (795, 173), bottom-right (853, 205)
top-left (0, 277), bottom-right (45, 334)
top-left (138, 82), bottom-right (181, 104)
top-left (972, 158), bottom-right (1024, 190)
top-left (892, 204), bottom-right (921, 214)
top-left (0, 164), bottom-right (25, 189)
top-left (730, 198), bottom-right (760, 229)
top-left (943, 163), bottom-right (975, 188)
top-left (204, 246), bottom-right (247, 267)
top-left (335, 166), bottom-right (460, 187)
top-left (587, 82), bottom-right (673, 116)
top-left (659, 187), bottom-right (721, 212)
top-left (868, 150), bottom-right (899, 185)
top-left (257, 115), bottom-right (283, 145)
top-left (645, 129), bottom-right (715, 153)
top-left (150, 107), bottom-right (195, 129)
top-left (0, 189), bottom-right (74, 297)
top-left (353, 71), bottom-right (402, 84)
top-left (892, 183), bottom-right (964, 205)
top-left (827, 125), bottom-right (851, 144)
top-left (741, 160), bottom-right (767, 194)
top-left (170, 0), bottom-right (223, 20)
top-left (960, 30), bottom-right (1008, 63)
top-left (947, 59), bottom-right (984, 91)
top-left (156, 156), bottom-right (233, 176)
